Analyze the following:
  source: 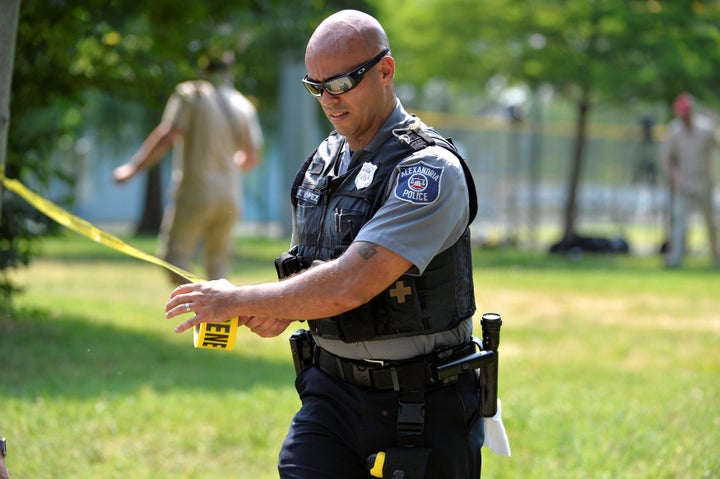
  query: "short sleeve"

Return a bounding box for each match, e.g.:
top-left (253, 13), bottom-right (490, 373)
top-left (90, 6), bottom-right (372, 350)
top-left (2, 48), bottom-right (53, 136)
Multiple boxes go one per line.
top-left (161, 82), bottom-right (197, 132)
top-left (354, 145), bottom-right (470, 274)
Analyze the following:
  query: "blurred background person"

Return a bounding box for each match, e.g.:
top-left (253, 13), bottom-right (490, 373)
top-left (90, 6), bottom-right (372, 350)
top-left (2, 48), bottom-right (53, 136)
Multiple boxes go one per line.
top-left (113, 51), bottom-right (264, 284)
top-left (661, 92), bottom-right (720, 268)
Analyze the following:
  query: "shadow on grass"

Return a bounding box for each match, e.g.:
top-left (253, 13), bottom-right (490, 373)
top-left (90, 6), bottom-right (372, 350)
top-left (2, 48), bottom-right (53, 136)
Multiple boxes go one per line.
top-left (1, 307), bottom-right (296, 399)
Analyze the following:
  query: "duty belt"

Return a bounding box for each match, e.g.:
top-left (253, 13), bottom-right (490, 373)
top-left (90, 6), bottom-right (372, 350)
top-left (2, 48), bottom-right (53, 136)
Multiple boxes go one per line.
top-left (314, 341), bottom-right (477, 391)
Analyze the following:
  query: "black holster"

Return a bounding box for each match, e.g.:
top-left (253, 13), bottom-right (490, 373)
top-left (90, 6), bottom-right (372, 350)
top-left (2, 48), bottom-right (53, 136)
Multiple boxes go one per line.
top-left (288, 329), bottom-right (315, 375)
top-left (274, 246), bottom-right (303, 280)
top-left (477, 313), bottom-right (502, 417)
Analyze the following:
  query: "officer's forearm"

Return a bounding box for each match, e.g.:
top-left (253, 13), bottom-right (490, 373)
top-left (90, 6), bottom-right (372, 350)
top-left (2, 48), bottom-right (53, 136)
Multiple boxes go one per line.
top-left (241, 260), bottom-right (370, 320)
top-left (167, 242), bottom-right (412, 333)
top-left (240, 242), bottom-right (411, 321)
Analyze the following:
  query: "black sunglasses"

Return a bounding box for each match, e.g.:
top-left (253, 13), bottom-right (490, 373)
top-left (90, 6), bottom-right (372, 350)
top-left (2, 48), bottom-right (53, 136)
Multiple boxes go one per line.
top-left (302, 48), bottom-right (390, 97)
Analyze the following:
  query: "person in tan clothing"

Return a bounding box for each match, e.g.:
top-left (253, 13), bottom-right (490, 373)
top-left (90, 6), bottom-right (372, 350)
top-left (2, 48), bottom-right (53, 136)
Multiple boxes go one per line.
top-left (661, 92), bottom-right (720, 268)
top-left (114, 53), bottom-right (264, 283)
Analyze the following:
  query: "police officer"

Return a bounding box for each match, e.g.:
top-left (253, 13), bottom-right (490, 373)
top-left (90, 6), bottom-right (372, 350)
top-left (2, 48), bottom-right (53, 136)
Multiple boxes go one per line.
top-left (166, 9), bottom-right (483, 478)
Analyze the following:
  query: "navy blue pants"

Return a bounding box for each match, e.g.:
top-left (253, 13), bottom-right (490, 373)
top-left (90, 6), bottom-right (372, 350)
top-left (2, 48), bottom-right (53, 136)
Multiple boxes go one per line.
top-left (278, 366), bottom-right (484, 478)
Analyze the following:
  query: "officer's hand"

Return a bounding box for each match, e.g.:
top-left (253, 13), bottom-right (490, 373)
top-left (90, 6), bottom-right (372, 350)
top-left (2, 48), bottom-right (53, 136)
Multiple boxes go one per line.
top-left (166, 279), bottom-right (239, 333)
top-left (242, 317), bottom-right (291, 338)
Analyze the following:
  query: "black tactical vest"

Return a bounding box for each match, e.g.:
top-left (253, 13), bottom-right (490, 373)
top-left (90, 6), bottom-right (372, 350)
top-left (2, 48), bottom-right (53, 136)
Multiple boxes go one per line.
top-left (291, 119), bottom-right (478, 342)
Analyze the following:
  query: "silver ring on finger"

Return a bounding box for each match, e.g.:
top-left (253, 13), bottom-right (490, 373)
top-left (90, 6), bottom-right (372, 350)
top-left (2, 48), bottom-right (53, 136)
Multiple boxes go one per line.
top-left (185, 303), bottom-right (191, 313)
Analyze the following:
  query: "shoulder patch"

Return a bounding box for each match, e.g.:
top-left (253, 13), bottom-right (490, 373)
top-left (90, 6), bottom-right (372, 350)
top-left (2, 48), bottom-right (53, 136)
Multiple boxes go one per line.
top-left (394, 161), bottom-right (443, 205)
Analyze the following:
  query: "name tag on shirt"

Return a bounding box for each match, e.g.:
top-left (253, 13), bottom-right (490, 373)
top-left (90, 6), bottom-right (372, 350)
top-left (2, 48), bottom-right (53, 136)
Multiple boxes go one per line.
top-left (296, 186), bottom-right (321, 205)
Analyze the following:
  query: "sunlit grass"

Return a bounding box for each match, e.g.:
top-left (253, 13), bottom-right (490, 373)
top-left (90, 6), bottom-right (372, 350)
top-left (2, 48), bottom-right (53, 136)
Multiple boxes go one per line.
top-left (2, 232), bottom-right (719, 478)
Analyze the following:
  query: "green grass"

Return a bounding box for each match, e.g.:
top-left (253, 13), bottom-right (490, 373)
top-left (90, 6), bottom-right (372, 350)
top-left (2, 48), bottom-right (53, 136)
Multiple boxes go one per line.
top-left (2, 232), bottom-right (719, 478)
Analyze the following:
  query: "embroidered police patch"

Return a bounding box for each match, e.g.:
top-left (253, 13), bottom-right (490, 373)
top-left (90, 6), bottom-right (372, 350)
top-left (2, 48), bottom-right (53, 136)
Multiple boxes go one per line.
top-left (394, 161), bottom-right (443, 204)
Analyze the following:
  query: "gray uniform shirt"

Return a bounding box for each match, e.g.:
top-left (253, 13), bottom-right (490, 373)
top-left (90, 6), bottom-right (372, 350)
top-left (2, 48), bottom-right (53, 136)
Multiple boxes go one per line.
top-left (311, 100), bottom-right (474, 360)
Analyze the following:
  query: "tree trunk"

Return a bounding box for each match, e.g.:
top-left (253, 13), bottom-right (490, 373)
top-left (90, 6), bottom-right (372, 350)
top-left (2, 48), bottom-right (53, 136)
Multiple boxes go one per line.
top-left (135, 164), bottom-right (163, 235)
top-left (0, 0), bottom-right (21, 219)
top-left (562, 92), bottom-right (591, 241)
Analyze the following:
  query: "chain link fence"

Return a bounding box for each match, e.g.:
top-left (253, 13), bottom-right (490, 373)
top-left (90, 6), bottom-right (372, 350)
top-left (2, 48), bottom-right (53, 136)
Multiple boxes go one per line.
top-left (418, 110), bottom-right (671, 254)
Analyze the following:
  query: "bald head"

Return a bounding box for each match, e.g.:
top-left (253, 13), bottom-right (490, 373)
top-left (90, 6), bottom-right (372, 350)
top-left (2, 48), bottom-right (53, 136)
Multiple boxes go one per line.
top-left (306, 10), bottom-right (389, 63)
top-left (303, 10), bottom-right (396, 150)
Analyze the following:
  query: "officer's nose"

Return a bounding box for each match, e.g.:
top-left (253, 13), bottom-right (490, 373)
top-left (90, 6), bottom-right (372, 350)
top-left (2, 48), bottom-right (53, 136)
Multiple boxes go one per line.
top-left (319, 89), bottom-right (341, 104)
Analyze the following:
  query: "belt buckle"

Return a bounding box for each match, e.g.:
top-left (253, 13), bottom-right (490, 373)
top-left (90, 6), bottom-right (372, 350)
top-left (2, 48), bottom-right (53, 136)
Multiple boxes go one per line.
top-left (363, 358), bottom-right (386, 367)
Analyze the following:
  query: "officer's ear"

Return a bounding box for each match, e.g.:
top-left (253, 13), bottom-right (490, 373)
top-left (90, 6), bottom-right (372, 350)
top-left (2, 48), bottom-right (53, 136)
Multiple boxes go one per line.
top-left (378, 55), bottom-right (395, 84)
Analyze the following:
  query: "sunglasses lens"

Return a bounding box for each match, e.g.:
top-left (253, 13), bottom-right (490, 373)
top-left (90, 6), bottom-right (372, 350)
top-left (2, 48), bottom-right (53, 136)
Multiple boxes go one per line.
top-left (324, 76), bottom-right (355, 95)
top-left (302, 73), bottom-right (359, 96)
top-left (302, 81), bottom-right (323, 97)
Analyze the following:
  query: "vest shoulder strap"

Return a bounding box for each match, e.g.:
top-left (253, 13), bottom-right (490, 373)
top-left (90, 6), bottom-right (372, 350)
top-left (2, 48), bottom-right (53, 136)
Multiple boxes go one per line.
top-left (290, 125), bottom-right (478, 225)
top-left (393, 122), bottom-right (478, 225)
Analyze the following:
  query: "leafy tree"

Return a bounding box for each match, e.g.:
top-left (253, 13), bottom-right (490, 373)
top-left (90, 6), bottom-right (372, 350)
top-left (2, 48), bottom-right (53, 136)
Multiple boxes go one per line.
top-left (1, 0), bottom-right (371, 306)
top-left (375, 0), bottom-right (720, 242)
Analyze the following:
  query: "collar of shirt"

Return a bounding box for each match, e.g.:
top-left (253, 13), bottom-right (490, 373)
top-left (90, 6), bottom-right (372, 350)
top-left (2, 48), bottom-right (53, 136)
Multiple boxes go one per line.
top-left (345, 99), bottom-right (416, 171)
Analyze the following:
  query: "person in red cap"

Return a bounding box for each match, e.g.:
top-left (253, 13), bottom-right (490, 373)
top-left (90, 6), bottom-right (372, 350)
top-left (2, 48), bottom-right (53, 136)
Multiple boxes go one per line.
top-left (661, 92), bottom-right (720, 268)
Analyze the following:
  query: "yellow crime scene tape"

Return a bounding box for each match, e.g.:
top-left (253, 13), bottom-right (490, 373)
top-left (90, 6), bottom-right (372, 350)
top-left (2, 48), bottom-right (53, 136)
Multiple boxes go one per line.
top-left (1, 172), bottom-right (238, 351)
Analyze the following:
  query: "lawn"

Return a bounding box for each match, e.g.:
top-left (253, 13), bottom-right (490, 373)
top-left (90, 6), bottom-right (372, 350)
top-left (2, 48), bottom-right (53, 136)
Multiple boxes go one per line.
top-left (1, 232), bottom-right (719, 478)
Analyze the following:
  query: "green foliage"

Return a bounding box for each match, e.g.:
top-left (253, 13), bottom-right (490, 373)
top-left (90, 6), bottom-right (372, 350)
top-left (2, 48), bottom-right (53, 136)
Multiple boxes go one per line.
top-left (375, 0), bottom-right (720, 108)
top-left (373, 0), bottom-right (720, 240)
top-left (2, 0), bottom-right (373, 302)
top-left (0, 194), bottom-right (41, 309)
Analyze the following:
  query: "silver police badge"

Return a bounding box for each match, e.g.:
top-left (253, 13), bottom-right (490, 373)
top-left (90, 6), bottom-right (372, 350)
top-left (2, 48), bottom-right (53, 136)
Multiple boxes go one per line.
top-left (355, 162), bottom-right (377, 190)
